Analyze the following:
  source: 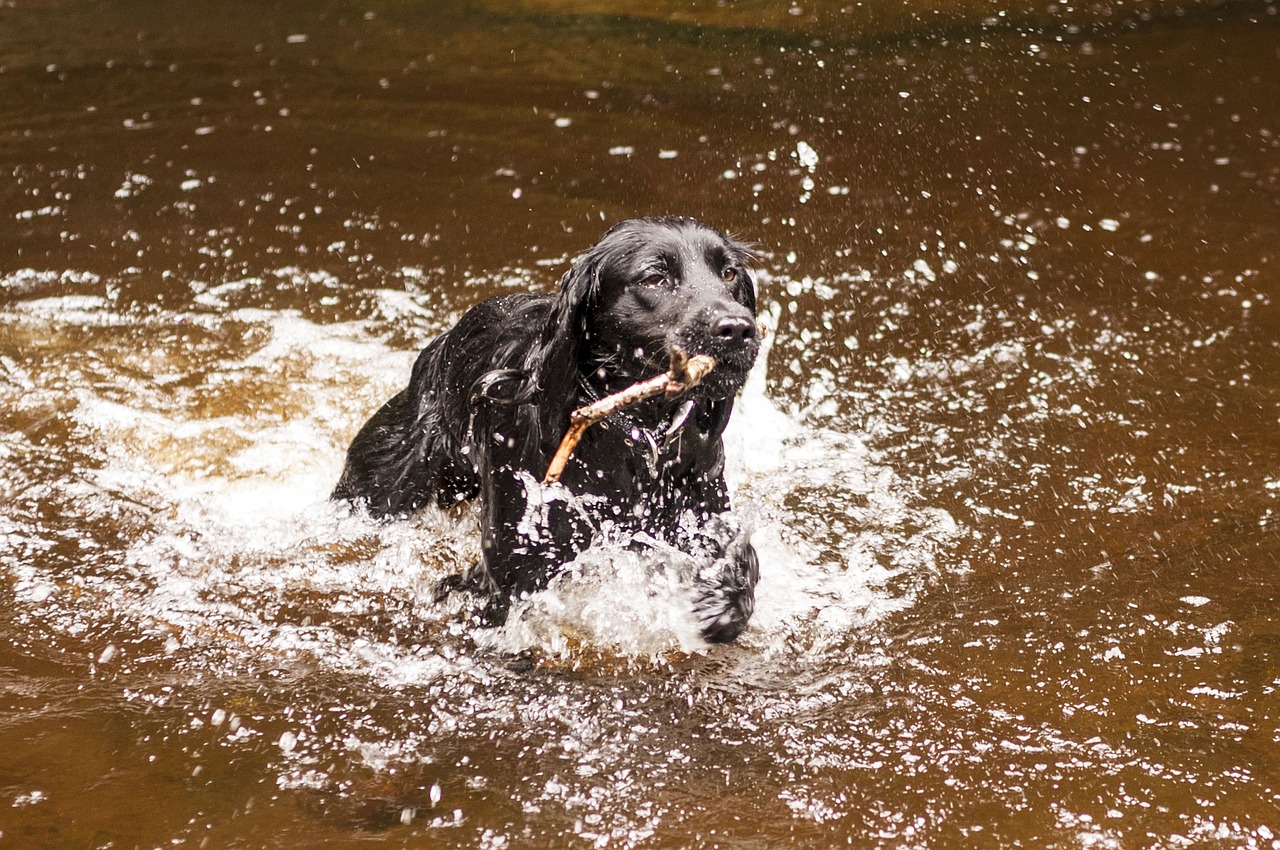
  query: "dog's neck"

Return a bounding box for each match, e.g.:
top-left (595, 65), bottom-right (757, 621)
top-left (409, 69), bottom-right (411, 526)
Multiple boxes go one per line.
top-left (575, 368), bottom-right (707, 477)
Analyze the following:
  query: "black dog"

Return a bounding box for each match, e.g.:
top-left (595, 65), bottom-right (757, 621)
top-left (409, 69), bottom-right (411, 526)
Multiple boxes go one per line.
top-left (333, 216), bottom-right (761, 643)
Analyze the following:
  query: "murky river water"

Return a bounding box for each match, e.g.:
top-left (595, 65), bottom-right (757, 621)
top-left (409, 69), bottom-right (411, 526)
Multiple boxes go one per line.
top-left (3, 1), bottom-right (1278, 847)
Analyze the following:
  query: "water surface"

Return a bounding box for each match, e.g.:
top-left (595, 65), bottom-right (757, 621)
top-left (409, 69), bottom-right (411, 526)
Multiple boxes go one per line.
top-left (2, 1), bottom-right (1278, 847)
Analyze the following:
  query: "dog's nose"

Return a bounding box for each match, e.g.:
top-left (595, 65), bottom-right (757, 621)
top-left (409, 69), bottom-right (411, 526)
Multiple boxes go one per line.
top-left (711, 314), bottom-right (756, 346)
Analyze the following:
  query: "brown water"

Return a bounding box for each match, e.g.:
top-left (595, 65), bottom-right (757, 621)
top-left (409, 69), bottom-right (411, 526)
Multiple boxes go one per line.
top-left (3, 1), bottom-right (1279, 847)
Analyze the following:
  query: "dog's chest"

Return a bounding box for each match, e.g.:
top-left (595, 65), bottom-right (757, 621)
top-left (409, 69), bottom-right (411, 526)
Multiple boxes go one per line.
top-left (566, 415), bottom-right (714, 508)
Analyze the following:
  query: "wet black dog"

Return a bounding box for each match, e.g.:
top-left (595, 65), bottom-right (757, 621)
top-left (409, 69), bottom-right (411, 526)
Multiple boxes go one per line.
top-left (333, 216), bottom-right (761, 642)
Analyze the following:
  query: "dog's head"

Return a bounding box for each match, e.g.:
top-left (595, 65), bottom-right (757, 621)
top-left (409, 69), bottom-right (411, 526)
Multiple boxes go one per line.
top-left (568, 216), bottom-right (760, 399)
top-left (519, 217), bottom-right (759, 455)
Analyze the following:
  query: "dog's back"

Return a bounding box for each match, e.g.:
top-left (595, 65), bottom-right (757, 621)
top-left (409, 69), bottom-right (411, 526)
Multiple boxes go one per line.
top-left (332, 292), bottom-right (553, 517)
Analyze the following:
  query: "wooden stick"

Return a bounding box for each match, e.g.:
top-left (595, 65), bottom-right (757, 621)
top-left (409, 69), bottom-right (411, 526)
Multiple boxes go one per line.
top-left (543, 347), bottom-right (716, 485)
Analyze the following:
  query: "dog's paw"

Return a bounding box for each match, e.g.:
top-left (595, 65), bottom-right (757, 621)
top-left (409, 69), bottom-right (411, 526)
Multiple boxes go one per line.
top-left (692, 543), bottom-right (759, 644)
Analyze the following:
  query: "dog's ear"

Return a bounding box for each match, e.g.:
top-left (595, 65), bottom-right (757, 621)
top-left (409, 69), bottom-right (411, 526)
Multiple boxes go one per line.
top-left (739, 266), bottom-right (758, 316)
top-left (726, 235), bottom-right (759, 316)
top-left (513, 251), bottom-right (602, 459)
top-left (538, 253), bottom-right (601, 371)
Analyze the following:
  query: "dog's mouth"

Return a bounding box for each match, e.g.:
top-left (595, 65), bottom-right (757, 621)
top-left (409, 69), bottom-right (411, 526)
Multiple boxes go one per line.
top-left (588, 330), bottom-right (759, 402)
top-left (690, 348), bottom-right (757, 398)
top-left (670, 329), bottom-right (760, 396)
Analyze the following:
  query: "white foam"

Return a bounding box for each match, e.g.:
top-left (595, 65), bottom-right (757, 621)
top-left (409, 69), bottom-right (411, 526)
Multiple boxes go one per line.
top-left (3, 284), bottom-right (959, 677)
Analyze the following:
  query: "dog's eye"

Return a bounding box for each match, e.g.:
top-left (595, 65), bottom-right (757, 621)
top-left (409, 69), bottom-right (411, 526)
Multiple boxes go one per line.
top-left (722, 267), bottom-right (739, 284)
top-left (640, 273), bottom-right (667, 287)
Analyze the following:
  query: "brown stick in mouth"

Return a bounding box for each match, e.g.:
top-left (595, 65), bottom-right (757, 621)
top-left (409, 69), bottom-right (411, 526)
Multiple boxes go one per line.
top-left (542, 346), bottom-right (717, 485)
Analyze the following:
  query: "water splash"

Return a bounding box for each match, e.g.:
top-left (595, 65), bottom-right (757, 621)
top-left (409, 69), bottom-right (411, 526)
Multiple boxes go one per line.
top-left (2, 270), bottom-right (958, 679)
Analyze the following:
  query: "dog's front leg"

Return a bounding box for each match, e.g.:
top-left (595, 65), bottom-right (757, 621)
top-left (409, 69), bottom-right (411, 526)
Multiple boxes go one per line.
top-left (660, 462), bottom-right (760, 644)
top-left (689, 516), bottom-right (759, 644)
top-left (472, 468), bottom-right (594, 625)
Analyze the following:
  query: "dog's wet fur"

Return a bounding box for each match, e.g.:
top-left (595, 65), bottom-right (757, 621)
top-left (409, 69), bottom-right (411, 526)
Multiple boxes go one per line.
top-left (333, 217), bottom-right (761, 643)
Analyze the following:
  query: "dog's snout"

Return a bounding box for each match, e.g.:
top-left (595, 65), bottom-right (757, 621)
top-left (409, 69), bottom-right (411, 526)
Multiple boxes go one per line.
top-left (711, 314), bottom-right (757, 346)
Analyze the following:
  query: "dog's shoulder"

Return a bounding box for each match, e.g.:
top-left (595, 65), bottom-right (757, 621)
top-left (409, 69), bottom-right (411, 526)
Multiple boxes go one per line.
top-left (455, 291), bottom-right (554, 332)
